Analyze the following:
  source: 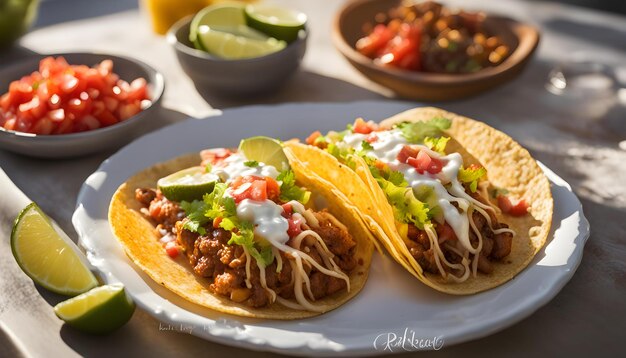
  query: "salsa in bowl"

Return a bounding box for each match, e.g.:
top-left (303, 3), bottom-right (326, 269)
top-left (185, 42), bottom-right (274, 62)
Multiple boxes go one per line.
top-left (0, 52), bottom-right (164, 158)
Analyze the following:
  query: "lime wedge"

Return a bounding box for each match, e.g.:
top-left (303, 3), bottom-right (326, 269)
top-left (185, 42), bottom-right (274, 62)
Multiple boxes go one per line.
top-left (190, 3), bottom-right (247, 47)
top-left (157, 166), bottom-right (219, 202)
top-left (54, 284), bottom-right (135, 334)
top-left (196, 26), bottom-right (286, 59)
top-left (244, 4), bottom-right (307, 43)
top-left (238, 136), bottom-right (290, 171)
top-left (11, 203), bottom-right (98, 296)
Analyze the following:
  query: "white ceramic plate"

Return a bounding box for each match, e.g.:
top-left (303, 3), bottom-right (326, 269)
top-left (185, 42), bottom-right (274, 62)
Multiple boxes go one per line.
top-left (73, 101), bottom-right (589, 356)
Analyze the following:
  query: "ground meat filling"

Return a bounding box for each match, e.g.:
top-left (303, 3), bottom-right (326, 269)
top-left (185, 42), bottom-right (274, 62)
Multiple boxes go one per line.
top-left (136, 188), bottom-right (358, 308)
top-left (404, 188), bottom-right (513, 276)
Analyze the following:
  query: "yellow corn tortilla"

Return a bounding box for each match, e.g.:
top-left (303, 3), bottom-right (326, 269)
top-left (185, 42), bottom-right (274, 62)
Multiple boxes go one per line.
top-left (109, 153), bottom-right (374, 319)
top-left (286, 107), bottom-right (553, 295)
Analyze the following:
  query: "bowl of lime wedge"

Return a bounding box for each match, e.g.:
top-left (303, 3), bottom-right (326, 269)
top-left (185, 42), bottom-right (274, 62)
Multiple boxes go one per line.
top-left (167, 3), bottom-right (307, 96)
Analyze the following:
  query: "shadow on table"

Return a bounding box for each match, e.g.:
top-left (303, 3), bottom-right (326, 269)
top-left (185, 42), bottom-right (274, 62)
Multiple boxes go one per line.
top-left (194, 70), bottom-right (386, 109)
top-left (0, 45), bottom-right (39, 67)
top-left (543, 18), bottom-right (626, 51)
top-left (34, 0), bottom-right (138, 28)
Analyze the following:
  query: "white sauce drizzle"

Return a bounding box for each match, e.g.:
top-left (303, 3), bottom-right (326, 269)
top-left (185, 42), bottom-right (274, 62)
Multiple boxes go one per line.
top-left (337, 128), bottom-right (517, 282)
top-left (205, 154), bottom-right (352, 311)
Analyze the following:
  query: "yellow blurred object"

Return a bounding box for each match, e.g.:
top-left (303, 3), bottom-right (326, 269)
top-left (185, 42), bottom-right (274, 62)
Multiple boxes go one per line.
top-left (143, 0), bottom-right (255, 35)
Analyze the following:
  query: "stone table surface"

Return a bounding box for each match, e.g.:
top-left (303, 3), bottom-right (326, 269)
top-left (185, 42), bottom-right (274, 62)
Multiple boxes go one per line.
top-left (0, 0), bottom-right (624, 357)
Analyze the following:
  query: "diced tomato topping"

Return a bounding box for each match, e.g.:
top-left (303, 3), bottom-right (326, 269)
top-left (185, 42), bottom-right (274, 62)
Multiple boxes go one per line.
top-left (497, 195), bottom-right (529, 216)
top-left (398, 145), bottom-right (443, 174)
top-left (0, 56), bottom-right (150, 135)
top-left (365, 133), bottom-right (378, 143)
top-left (287, 217), bottom-right (302, 237)
top-left (249, 180), bottom-right (268, 201)
top-left (229, 175), bottom-right (272, 203)
top-left (436, 223), bottom-right (457, 243)
top-left (353, 117), bottom-right (378, 134)
top-left (397, 145), bottom-right (419, 163)
top-left (165, 241), bottom-right (179, 259)
top-left (281, 203), bottom-right (293, 218)
top-left (200, 148), bottom-right (232, 166)
top-left (306, 131), bottom-right (322, 145)
top-left (213, 216), bottom-right (223, 229)
top-left (265, 176), bottom-right (280, 202)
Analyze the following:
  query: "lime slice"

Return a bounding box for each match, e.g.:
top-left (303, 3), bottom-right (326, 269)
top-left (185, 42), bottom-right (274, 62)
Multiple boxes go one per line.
top-left (11, 203), bottom-right (98, 296)
top-left (244, 4), bottom-right (307, 43)
top-left (190, 3), bottom-right (247, 47)
top-left (54, 284), bottom-right (135, 334)
top-left (157, 166), bottom-right (219, 202)
top-left (238, 136), bottom-right (290, 171)
top-left (196, 26), bottom-right (286, 59)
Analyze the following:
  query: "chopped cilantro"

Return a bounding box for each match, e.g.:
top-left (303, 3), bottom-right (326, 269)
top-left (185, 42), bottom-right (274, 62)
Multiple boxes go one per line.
top-left (361, 141), bottom-right (374, 151)
top-left (277, 169), bottom-right (311, 204)
top-left (180, 200), bottom-right (209, 235)
top-left (244, 160), bottom-right (259, 167)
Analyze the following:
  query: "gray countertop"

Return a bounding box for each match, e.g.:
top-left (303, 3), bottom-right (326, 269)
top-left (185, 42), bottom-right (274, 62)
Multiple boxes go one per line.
top-left (1, 0), bottom-right (625, 357)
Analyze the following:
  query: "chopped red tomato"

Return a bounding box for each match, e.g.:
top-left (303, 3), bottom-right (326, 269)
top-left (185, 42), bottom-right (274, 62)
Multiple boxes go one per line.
top-left (497, 195), bottom-right (529, 216)
top-left (0, 56), bottom-right (150, 135)
top-left (398, 145), bottom-right (443, 174)
top-left (287, 217), bottom-right (302, 237)
top-left (281, 203), bottom-right (293, 217)
top-left (229, 175), bottom-right (278, 203)
top-left (355, 24), bottom-right (395, 58)
top-left (200, 148), bottom-right (232, 166)
top-left (365, 133), bottom-right (378, 143)
top-left (306, 130), bottom-right (322, 145)
top-left (397, 145), bottom-right (419, 163)
top-left (249, 180), bottom-right (268, 201)
top-left (353, 117), bottom-right (378, 134)
top-left (213, 216), bottom-right (223, 229)
top-left (361, 23), bottom-right (422, 71)
top-left (265, 176), bottom-right (280, 202)
top-left (165, 241), bottom-right (179, 259)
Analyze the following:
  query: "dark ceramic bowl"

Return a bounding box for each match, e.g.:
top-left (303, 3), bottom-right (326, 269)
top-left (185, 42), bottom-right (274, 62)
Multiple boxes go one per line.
top-left (167, 16), bottom-right (307, 96)
top-left (333, 0), bottom-right (540, 101)
top-left (0, 52), bottom-right (164, 158)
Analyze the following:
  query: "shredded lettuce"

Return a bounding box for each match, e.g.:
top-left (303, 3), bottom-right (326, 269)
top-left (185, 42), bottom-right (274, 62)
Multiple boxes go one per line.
top-left (423, 136), bottom-right (450, 154)
top-left (277, 169), bottom-right (311, 204)
top-left (368, 161), bottom-right (431, 229)
top-left (396, 117), bottom-right (451, 143)
top-left (458, 165), bottom-right (487, 192)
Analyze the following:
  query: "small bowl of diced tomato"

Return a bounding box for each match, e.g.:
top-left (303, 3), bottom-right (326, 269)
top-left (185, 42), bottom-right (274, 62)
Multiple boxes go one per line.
top-left (0, 53), bottom-right (164, 158)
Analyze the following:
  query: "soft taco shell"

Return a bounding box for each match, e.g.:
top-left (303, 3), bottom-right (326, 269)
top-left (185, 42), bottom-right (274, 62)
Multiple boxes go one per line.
top-left (286, 107), bottom-right (553, 294)
top-left (109, 153), bottom-right (374, 319)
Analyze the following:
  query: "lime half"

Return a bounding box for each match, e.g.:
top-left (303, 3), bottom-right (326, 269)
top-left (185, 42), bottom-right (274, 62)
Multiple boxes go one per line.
top-left (157, 166), bottom-right (219, 202)
top-left (196, 26), bottom-right (286, 59)
top-left (244, 4), bottom-right (307, 43)
top-left (190, 3), bottom-right (247, 48)
top-left (54, 284), bottom-right (135, 334)
top-left (11, 203), bottom-right (98, 296)
top-left (238, 136), bottom-right (290, 171)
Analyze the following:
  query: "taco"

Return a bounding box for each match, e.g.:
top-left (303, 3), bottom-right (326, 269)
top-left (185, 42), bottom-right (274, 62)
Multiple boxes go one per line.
top-left (109, 137), bottom-right (374, 319)
top-left (286, 107), bottom-right (553, 294)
